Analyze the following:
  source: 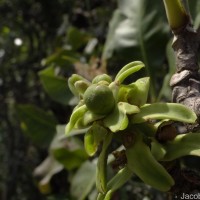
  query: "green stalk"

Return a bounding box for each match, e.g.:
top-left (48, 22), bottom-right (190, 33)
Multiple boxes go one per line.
top-left (163, 0), bottom-right (189, 30)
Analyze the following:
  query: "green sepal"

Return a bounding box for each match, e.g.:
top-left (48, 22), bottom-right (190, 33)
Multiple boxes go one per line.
top-left (83, 110), bottom-right (105, 126)
top-left (118, 85), bottom-right (134, 103)
top-left (109, 82), bottom-right (120, 101)
top-left (115, 61), bottom-right (144, 83)
top-left (118, 102), bottom-right (140, 115)
top-left (128, 77), bottom-right (150, 106)
top-left (92, 74), bottom-right (112, 84)
top-left (65, 104), bottom-right (88, 135)
top-left (74, 80), bottom-right (90, 96)
top-left (131, 103), bottom-right (197, 124)
top-left (84, 124), bottom-right (108, 156)
top-left (103, 102), bottom-right (140, 132)
top-left (161, 133), bottom-right (200, 161)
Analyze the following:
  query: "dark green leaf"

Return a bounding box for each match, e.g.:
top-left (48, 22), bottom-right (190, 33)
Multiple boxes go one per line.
top-left (53, 146), bottom-right (88, 170)
top-left (162, 133), bottom-right (200, 161)
top-left (39, 66), bottom-right (73, 105)
top-left (43, 49), bottom-right (80, 69)
top-left (16, 104), bottom-right (57, 147)
top-left (67, 27), bottom-right (91, 50)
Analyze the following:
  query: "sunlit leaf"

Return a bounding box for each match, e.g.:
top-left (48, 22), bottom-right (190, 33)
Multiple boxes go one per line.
top-left (131, 103), bottom-right (197, 124)
top-left (115, 62), bottom-right (144, 84)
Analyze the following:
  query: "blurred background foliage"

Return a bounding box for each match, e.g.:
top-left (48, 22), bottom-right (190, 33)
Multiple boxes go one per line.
top-left (1, 0), bottom-right (200, 200)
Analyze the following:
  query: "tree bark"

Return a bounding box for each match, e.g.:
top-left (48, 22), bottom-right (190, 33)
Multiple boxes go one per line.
top-left (167, 2), bottom-right (200, 196)
top-left (170, 22), bottom-right (200, 131)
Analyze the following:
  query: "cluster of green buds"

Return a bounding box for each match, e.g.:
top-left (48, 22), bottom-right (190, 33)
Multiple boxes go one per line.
top-left (66, 61), bottom-right (200, 200)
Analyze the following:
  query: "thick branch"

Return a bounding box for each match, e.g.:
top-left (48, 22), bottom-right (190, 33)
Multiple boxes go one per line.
top-left (170, 26), bottom-right (200, 130)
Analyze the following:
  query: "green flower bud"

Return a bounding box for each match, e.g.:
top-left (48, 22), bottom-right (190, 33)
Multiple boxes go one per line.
top-left (74, 80), bottom-right (90, 96)
top-left (83, 84), bottom-right (115, 115)
top-left (92, 74), bottom-right (112, 84)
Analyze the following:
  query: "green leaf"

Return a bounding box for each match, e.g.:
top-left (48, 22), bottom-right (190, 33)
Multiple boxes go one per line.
top-left (84, 124), bottom-right (108, 156)
top-left (107, 166), bottom-right (133, 192)
top-left (53, 146), bottom-right (88, 170)
top-left (39, 66), bottom-right (73, 105)
top-left (42, 49), bottom-right (80, 68)
top-left (131, 103), bottom-right (197, 124)
top-left (71, 161), bottom-right (96, 200)
top-left (16, 104), bottom-right (57, 147)
top-left (126, 133), bottom-right (174, 191)
top-left (67, 26), bottom-right (91, 50)
top-left (162, 133), bottom-right (200, 161)
top-left (151, 140), bottom-right (167, 160)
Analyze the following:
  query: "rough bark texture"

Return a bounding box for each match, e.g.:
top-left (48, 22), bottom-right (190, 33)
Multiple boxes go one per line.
top-left (168, 16), bottom-right (200, 196)
top-left (170, 25), bottom-right (200, 131)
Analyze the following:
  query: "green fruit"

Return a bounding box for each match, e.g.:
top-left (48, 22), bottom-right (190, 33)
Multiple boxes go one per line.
top-left (83, 84), bottom-right (115, 115)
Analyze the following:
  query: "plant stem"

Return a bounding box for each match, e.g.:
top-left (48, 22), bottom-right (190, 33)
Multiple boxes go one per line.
top-left (163, 0), bottom-right (189, 30)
